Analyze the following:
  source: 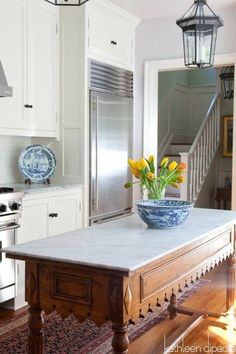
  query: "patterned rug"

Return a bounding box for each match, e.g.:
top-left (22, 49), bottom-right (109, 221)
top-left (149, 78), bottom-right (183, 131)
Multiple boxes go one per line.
top-left (0, 280), bottom-right (209, 354)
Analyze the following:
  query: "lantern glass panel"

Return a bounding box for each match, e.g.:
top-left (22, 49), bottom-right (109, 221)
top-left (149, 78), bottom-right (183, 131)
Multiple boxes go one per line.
top-left (183, 25), bottom-right (217, 68)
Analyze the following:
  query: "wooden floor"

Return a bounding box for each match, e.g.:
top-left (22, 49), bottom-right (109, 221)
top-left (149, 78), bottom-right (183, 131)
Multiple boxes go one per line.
top-left (130, 263), bottom-right (236, 354)
top-left (0, 263), bottom-right (235, 354)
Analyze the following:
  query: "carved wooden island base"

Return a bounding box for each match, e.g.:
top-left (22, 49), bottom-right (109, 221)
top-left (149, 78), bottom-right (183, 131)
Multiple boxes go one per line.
top-left (4, 210), bottom-right (236, 354)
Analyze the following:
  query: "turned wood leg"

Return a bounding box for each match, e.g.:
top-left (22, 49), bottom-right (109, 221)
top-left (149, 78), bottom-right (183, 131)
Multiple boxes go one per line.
top-left (112, 322), bottom-right (129, 354)
top-left (226, 253), bottom-right (236, 311)
top-left (28, 303), bottom-right (44, 354)
top-left (168, 293), bottom-right (178, 320)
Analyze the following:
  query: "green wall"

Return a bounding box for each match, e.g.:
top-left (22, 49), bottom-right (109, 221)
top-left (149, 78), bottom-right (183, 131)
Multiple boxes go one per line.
top-left (158, 67), bottom-right (217, 107)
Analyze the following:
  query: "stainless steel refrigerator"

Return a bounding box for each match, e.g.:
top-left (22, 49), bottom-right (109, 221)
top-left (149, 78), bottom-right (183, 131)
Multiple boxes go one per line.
top-left (89, 60), bottom-right (133, 225)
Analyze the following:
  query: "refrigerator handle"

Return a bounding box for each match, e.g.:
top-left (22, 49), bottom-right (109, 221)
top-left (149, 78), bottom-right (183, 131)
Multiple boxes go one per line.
top-left (95, 96), bottom-right (99, 213)
top-left (91, 94), bottom-right (99, 213)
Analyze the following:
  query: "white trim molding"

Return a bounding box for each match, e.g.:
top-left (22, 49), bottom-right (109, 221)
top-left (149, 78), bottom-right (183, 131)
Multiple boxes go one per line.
top-left (143, 53), bottom-right (236, 210)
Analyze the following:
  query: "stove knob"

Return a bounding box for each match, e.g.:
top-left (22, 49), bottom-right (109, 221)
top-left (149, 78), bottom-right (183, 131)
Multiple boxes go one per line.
top-left (0, 204), bottom-right (7, 213)
top-left (10, 202), bottom-right (20, 211)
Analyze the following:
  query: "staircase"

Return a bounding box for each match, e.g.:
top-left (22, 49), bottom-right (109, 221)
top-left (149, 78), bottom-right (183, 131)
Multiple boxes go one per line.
top-left (163, 93), bottom-right (221, 203)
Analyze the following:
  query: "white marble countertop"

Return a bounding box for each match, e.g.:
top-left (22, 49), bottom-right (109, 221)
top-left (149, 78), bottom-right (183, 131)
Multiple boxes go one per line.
top-left (1, 183), bottom-right (83, 195)
top-left (3, 208), bottom-right (236, 273)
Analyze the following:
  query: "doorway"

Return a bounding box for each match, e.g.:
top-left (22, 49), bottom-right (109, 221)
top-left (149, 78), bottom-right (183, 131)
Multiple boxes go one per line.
top-left (143, 54), bottom-right (236, 210)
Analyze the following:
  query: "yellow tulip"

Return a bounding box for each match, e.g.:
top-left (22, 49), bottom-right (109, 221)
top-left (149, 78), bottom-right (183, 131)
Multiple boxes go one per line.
top-left (147, 172), bottom-right (155, 181)
top-left (161, 157), bottom-right (169, 168)
top-left (140, 158), bottom-right (148, 168)
top-left (177, 175), bottom-right (185, 183)
top-left (133, 169), bottom-right (141, 179)
top-left (169, 161), bottom-right (177, 171)
top-left (136, 161), bottom-right (143, 171)
top-left (128, 158), bottom-right (136, 169)
top-left (130, 166), bottom-right (140, 179)
top-left (171, 182), bottom-right (180, 189)
top-left (148, 155), bottom-right (155, 163)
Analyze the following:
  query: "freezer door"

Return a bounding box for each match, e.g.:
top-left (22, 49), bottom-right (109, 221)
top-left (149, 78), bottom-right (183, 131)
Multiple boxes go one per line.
top-left (90, 91), bottom-right (133, 220)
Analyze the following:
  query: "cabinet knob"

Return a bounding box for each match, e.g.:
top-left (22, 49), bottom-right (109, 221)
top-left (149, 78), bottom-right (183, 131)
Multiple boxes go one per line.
top-left (0, 204), bottom-right (7, 213)
top-left (25, 104), bottom-right (33, 108)
top-left (49, 213), bottom-right (58, 218)
top-left (9, 202), bottom-right (20, 211)
top-left (111, 40), bottom-right (117, 45)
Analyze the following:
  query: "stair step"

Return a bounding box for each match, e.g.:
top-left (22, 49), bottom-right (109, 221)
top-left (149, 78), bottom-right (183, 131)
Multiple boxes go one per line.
top-left (171, 142), bottom-right (192, 145)
top-left (168, 144), bottom-right (191, 155)
top-left (165, 193), bottom-right (181, 200)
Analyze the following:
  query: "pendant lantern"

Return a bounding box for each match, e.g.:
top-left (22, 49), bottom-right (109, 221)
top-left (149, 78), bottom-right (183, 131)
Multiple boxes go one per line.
top-left (44, 0), bottom-right (89, 6)
top-left (220, 66), bottom-right (234, 100)
top-left (176, 0), bottom-right (223, 69)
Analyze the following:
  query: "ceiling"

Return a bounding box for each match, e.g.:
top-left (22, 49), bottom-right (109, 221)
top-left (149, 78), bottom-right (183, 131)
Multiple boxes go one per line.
top-left (108, 0), bottom-right (236, 19)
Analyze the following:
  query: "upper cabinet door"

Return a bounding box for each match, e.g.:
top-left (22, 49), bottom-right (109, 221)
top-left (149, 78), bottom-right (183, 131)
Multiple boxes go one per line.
top-left (110, 17), bottom-right (134, 69)
top-left (0, 0), bottom-right (26, 130)
top-left (87, 1), bottom-right (137, 71)
top-left (27, 3), bottom-right (58, 133)
top-left (88, 6), bottom-right (113, 63)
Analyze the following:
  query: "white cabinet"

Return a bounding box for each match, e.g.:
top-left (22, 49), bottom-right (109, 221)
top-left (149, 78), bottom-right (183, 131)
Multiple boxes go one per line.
top-left (15, 186), bottom-right (83, 309)
top-left (49, 194), bottom-right (82, 235)
top-left (17, 187), bottom-right (83, 244)
top-left (26, 2), bottom-right (58, 134)
top-left (0, 0), bottom-right (26, 130)
top-left (87, 0), bottom-right (139, 70)
top-left (0, 0), bottom-right (58, 137)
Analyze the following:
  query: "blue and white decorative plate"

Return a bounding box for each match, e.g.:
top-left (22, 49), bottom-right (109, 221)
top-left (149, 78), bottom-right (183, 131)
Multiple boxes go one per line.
top-left (18, 145), bottom-right (56, 183)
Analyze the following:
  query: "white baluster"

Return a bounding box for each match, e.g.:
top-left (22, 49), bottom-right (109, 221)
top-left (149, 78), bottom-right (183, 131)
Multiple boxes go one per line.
top-left (184, 93), bottom-right (221, 203)
top-left (180, 152), bottom-right (191, 201)
top-left (203, 128), bottom-right (206, 177)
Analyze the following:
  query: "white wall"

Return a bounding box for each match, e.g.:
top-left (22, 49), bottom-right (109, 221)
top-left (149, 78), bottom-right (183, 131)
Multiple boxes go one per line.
top-left (0, 136), bottom-right (31, 184)
top-left (134, 5), bottom-right (236, 161)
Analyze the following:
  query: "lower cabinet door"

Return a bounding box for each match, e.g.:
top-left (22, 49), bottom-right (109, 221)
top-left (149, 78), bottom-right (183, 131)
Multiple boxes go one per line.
top-left (17, 198), bottom-right (50, 244)
top-left (49, 193), bottom-right (82, 236)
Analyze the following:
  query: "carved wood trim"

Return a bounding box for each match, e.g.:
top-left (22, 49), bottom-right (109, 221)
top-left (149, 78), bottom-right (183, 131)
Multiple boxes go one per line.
top-left (124, 285), bottom-right (132, 315)
top-left (25, 262), bottom-right (39, 304)
top-left (140, 231), bottom-right (233, 302)
top-left (127, 246), bottom-right (234, 322)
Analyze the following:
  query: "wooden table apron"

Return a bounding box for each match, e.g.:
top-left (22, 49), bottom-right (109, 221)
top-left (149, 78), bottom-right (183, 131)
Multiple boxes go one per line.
top-left (6, 224), bottom-right (236, 354)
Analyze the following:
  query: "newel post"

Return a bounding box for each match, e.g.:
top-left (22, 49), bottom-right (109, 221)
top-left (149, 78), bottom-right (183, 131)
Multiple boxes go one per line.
top-left (179, 152), bottom-right (191, 201)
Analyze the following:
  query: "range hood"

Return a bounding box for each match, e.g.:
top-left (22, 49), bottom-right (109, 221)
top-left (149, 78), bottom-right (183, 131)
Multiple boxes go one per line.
top-left (0, 61), bottom-right (12, 97)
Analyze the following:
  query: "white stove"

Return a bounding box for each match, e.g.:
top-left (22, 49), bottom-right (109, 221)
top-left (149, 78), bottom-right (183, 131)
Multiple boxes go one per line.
top-left (0, 187), bottom-right (24, 303)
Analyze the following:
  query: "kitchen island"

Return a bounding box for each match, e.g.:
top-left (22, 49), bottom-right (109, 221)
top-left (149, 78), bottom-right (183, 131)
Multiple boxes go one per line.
top-left (3, 208), bottom-right (236, 354)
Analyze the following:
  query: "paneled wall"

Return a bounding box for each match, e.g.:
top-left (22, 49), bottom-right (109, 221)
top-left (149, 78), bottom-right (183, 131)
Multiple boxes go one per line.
top-left (158, 80), bottom-right (217, 157)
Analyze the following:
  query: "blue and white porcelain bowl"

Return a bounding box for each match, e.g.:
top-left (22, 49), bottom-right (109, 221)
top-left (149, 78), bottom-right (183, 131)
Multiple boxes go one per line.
top-left (136, 200), bottom-right (194, 229)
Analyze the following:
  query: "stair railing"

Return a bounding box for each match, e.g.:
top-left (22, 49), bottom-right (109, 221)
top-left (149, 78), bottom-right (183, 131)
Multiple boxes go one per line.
top-left (180, 93), bottom-right (221, 202)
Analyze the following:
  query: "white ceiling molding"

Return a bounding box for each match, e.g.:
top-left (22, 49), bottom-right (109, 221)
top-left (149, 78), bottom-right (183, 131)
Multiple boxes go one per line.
top-left (108, 0), bottom-right (236, 19)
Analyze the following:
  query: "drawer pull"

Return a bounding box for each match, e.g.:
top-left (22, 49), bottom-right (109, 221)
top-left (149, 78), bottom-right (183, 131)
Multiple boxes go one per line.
top-left (111, 40), bottom-right (117, 45)
top-left (49, 213), bottom-right (58, 218)
top-left (24, 104), bottom-right (33, 108)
